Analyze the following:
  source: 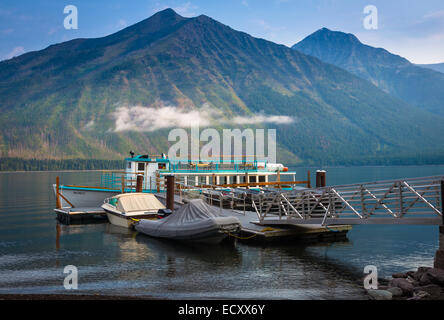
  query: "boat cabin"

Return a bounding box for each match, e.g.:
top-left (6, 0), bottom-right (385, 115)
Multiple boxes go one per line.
top-left (122, 154), bottom-right (297, 192)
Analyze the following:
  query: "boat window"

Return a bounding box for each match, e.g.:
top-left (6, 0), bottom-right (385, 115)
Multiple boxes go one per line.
top-left (158, 163), bottom-right (166, 170)
top-left (138, 163), bottom-right (145, 171)
top-left (127, 162), bottom-right (132, 169)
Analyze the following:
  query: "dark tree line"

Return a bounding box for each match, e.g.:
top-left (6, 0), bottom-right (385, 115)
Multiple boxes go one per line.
top-left (0, 158), bottom-right (125, 171)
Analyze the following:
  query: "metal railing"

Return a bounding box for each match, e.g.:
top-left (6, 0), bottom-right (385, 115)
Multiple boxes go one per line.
top-left (174, 175), bottom-right (444, 226)
top-left (250, 175), bottom-right (444, 225)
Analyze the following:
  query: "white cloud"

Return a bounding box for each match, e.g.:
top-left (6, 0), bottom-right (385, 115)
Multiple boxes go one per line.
top-left (173, 2), bottom-right (198, 16)
top-left (232, 114), bottom-right (294, 125)
top-left (119, 19), bottom-right (128, 28)
top-left (5, 46), bottom-right (25, 60)
top-left (112, 104), bottom-right (294, 132)
top-left (152, 2), bottom-right (198, 17)
top-left (83, 120), bottom-right (95, 131)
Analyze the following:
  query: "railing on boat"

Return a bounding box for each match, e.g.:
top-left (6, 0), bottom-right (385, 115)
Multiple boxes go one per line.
top-left (99, 171), bottom-right (165, 192)
top-left (168, 160), bottom-right (261, 173)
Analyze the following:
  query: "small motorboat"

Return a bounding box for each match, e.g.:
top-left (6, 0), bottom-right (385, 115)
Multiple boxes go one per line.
top-left (135, 199), bottom-right (241, 244)
top-left (102, 193), bottom-right (171, 228)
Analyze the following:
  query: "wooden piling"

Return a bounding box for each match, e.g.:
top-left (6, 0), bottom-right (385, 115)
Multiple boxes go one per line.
top-left (434, 180), bottom-right (444, 269)
top-left (56, 176), bottom-right (61, 209)
top-left (321, 170), bottom-right (326, 187)
top-left (166, 175), bottom-right (175, 211)
top-left (441, 180), bottom-right (444, 225)
top-left (316, 170), bottom-right (321, 188)
top-left (307, 170), bottom-right (311, 188)
top-left (136, 175), bottom-right (143, 193)
top-left (316, 170), bottom-right (326, 188)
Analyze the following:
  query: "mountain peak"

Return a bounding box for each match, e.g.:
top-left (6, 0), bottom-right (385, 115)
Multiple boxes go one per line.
top-left (152, 8), bottom-right (183, 19)
top-left (296, 28), bottom-right (361, 48)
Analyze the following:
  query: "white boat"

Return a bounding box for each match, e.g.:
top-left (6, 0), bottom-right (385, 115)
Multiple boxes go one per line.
top-left (135, 199), bottom-right (241, 244)
top-left (101, 193), bottom-right (169, 228)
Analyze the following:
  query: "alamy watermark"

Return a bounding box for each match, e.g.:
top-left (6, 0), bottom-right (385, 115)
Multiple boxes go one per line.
top-left (363, 265), bottom-right (378, 289)
top-left (363, 5), bottom-right (378, 30)
top-left (168, 126), bottom-right (277, 163)
top-left (63, 265), bottom-right (78, 290)
top-left (64, 5), bottom-right (78, 30)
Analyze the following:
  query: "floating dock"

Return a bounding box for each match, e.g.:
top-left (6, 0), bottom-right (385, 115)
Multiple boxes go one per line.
top-left (54, 207), bottom-right (106, 223)
top-left (219, 209), bottom-right (350, 242)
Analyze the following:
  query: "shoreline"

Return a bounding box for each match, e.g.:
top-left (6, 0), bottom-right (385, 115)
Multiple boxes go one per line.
top-left (2, 164), bottom-right (444, 174)
top-left (0, 294), bottom-right (157, 300)
top-left (368, 267), bottom-right (444, 300)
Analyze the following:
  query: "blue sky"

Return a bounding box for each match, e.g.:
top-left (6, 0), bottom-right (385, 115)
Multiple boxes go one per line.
top-left (1, 0), bottom-right (443, 63)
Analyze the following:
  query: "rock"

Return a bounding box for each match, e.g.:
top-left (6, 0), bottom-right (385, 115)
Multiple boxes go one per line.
top-left (387, 287), bottom-right (403, 297)
top-left (418, 266), bottom-right (432, 273)
top-left (434, 249), bottom-right (444, 270)
top-left (390, 278), bottom-right (414, 296)
top-left (412, 267), bottom-right (432, 281)
top-left (426, 268), bottom-right (444, 286)
top-left (406, 276), bottom-right (416, 284)
top-left (413, 284), bottom-right (442, 298)
top-left (378, 278), bottom-right (390, 286)
top-left (367, 289), bottom-right (393, 300)
top-left (409, 291), bottom-right (430, 300)
top-left (419, 273), bottom-right (432, 286)
top-left (392, 272), bottom-right (407, 279)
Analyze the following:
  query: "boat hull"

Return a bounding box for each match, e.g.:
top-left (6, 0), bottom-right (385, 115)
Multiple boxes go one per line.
top-left (105, 212), bottom-right (134, 228)
top-left (53, 184), bottom-right (119, 208)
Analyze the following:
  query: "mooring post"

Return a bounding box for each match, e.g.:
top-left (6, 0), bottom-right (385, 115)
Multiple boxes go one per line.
top-left (316, 170), bottom-right (322, 188)
top-left (56, 176), bottom-right (61, 209)
top-left (434, 180), bottom-right (444, 269)
top-left (307, 170), bottom-right (311, 188)
top-left (136, 175), bottom-right (143, 193)
top-left (166, 175), bottom-right (175, 212)
top-left (321, 170), bottom-right (326, 187)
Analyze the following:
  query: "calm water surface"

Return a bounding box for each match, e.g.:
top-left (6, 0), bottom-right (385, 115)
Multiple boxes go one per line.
top-left (0, 165), bottom-right (443, 299)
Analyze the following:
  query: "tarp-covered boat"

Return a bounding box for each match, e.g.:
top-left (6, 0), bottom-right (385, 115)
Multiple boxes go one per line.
top-left (135, 199), bottom-right (241, 244)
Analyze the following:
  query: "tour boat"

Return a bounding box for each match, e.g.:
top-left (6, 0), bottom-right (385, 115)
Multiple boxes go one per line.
top-left (53, 153), bottom-right (300, 209)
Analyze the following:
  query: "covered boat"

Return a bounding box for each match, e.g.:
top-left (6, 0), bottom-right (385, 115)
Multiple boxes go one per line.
top-left (135, 199), bottom-right (241, 244)
top-left (102, 193), bottom-right (170, 228)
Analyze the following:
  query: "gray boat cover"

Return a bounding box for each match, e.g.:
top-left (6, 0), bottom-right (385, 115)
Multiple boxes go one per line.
top-left (135, 199), bottom-right (240, 240)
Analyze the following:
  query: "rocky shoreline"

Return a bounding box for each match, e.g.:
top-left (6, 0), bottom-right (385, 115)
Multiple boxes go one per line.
top-left (367, 267), bottom-right (444, 300)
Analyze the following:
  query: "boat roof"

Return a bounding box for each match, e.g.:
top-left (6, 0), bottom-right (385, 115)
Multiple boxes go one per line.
top-left (112, 193), bottom-right (166, 212)
top-left (125, 155), bottom-right (169, 163)
top-left (125, 154), bottom-right (270, 164)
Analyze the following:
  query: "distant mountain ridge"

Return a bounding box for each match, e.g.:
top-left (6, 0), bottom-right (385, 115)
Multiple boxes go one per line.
top-left (417, 63), bottom-right (444, 74)
top-left (293, 28), bottom-right (444, 115)
top-left (1, 9), bottom-right (444, 165)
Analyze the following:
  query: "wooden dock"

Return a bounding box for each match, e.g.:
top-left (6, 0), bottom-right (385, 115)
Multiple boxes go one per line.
top-left (54, 207), bottom-right (107, 224)
top-left (219, 209), bottom-right (351, 242)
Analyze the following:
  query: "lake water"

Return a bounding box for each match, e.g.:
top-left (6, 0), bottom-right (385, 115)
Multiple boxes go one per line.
top-left (0, 165), bottom-right (443, 299)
